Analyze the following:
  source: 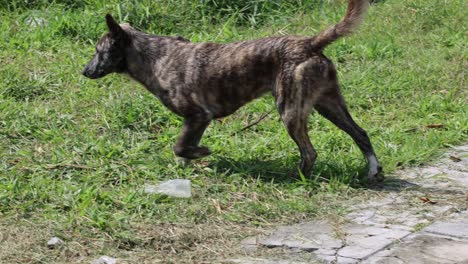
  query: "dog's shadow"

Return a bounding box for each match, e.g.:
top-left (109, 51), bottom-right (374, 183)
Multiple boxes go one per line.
top-left (208, 156), bottom-right (424, 193)
top-left (208, 155), bottom-right (364, 185)
top-left (209, 156), bottom-right (294, 183)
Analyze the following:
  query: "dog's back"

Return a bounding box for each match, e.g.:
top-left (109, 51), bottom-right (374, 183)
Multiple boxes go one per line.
top-left (122, 0), bottom-right (369, 118)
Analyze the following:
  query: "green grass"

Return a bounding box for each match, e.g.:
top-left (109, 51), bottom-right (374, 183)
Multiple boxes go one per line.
top-left (0, 0), bottom-right (467, 262)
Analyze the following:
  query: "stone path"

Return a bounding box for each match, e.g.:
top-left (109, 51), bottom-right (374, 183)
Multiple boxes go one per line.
top-left (230, 145), bottom-right (468, 263)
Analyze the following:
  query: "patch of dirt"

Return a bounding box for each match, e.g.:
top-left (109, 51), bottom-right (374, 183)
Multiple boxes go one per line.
top-left (0, 218), bottom-right (263, 264)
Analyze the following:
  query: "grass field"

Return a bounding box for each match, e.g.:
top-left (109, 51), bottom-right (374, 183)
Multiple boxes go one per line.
top-left (0, 0), bottom-right (466, 263)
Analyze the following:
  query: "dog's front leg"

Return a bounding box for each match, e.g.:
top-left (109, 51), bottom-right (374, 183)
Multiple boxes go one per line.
top-left (173, 116), bottom-right (211, 160)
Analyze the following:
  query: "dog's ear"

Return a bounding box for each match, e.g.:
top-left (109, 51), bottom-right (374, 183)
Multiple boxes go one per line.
top-left (105, 14), bottom-right (130, 45)
top-left (105, 14), bottom-right (124, 36)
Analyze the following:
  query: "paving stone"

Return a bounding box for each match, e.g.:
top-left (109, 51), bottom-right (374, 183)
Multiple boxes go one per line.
top-left (347, 201), bottom-right (456, 229)
top-left (420, 167), bottom-right (444, 177)
top-left (227, 258), bottom-right (308, 264)
top-left (453, 145), bottom-right (468, 152)
top-left (257, 221), bottom-right (342, 251)
top-left (396, 216), bottom-right (430, 228)
top-left (424, 221), bottom-right (468, 239)
top-left (363, 256), bottom-right (405, 264)
top-left (336, 256), bottom-right (359, 264)
top-left (347, 209), bottom-right (380, 225)
top-left (338, 245), bottom-right (377, 260)
top-left (364, 234), bottom-right (468, 264)
top-left (349, 234), bottom-right (393, 249)
top-left (232, 145), bottom-right (468, 264)
top-left (315, 248), bottom-right (336, 256)
top-left (345, 224), bottom-right (411, 239)
top-left (443, 170), bottom-right (468, 188)
top-left (241, 236), bottom-right (259, 251)
top-left (316, 254), bottom-right (336, 263)
top-left (280, 233), bottom-right (341, 250)
top-left (349, 196), bottom-right (402, 211)
top-left (337, 234), bottom-right (394, 259)
top-left (440, 161), bottom-right (468, 173)
top-left (422, 205), bottom-right (455, 217)
top-left (396, 146), bottom-right (468, 191)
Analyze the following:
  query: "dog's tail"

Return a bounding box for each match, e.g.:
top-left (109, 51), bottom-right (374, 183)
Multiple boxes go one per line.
top-left (312, 0), bottom-right (369, 50)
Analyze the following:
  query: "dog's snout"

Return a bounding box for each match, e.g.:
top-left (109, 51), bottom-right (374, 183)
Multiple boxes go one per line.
top-left (82, 68), bottom-right (94, 79)
top-left (82, 67), bottom-right (95, 79)
top-left (82, 67), bottom-right (103, 79)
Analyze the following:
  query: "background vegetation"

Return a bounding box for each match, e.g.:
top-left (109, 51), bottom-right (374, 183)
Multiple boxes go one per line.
top-left (0, 0), bottom-right (466, 262)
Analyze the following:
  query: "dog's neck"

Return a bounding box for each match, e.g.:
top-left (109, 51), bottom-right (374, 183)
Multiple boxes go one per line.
top-left (122, 31), bottom-right (165, 92)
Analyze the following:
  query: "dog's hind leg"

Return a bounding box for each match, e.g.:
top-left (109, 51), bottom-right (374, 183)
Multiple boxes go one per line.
top-left (276, 73), bottom-right (317, 176)
top-left (314, 87), bottom-right (383, 183)
top-left (279, 108), bottom-right (317, 176)
top-left (173, 114), bottom-right (211, 160)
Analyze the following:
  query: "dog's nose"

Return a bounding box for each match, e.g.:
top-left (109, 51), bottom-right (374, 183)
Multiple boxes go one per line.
top-left (82, 68), bottom-right (91, 78)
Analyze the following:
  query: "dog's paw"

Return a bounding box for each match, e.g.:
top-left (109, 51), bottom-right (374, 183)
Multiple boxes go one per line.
top-left (176, 157), bottom-right (192, 166)
top-left (367, 166), bottom-right (384, 184)
top-left (174, 145), bottom-right (211, 159)
top-left (191, 146), bottom-right (211, 158)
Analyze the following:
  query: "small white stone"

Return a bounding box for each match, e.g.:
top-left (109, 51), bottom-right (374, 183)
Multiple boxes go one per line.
top-left (91, 256), bottom-right (118, 264)
top-left (47, 237), bottom-right (64, 249)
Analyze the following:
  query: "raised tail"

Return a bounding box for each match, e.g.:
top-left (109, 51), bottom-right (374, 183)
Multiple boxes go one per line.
top-left (312, 0), bottom-right (369, 50)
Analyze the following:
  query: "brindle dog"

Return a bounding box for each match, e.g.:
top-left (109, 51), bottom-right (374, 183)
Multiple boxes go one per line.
top-left (83, 0), bottom-right (383, 182)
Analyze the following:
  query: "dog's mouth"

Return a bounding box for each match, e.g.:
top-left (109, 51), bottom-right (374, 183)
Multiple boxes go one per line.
top-left (82, 69), bottom-right (105, 79)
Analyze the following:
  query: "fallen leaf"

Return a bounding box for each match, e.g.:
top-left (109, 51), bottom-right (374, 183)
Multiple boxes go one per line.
top-left (425, 124), bottom-right (444, 129)
top-left (404, 128), bottom-right (418, 133)
top-left (449, 155), bottom-right (462, 162)
top-left (407, 7), bottom-right (418, 14)
top-left (210, 198), bottom-right (222, 213)
top-left (419, 197), bottom-right (437, 204)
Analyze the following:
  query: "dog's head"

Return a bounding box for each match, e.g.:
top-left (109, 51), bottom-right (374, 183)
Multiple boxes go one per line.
top-left (82, 14), bottom-right (130, 79)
